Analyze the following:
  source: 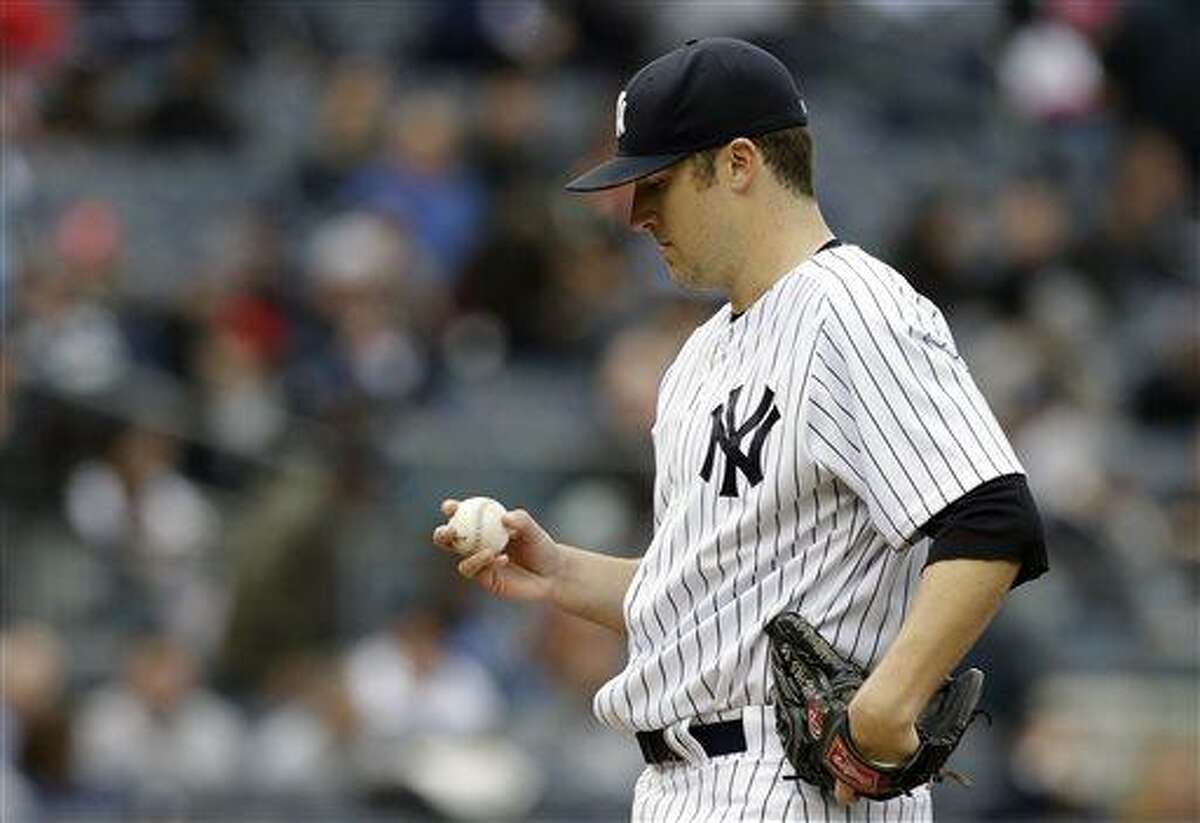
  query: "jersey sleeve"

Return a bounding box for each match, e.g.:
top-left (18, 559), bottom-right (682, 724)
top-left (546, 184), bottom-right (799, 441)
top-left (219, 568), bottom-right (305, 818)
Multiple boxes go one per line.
top-left (801, 275), bottom-right (1024, 550)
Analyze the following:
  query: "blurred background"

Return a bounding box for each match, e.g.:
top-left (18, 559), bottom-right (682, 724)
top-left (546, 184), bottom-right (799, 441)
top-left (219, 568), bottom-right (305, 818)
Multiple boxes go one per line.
top-left (1, 1), bottom-right (1196, 820)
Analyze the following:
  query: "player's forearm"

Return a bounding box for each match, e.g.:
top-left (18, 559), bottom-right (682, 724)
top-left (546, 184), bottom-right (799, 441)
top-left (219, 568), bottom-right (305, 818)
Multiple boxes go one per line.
top-left (550, 543), bottom-right (639, 634)
top-left (854, 558), bottom-right (1018, 735)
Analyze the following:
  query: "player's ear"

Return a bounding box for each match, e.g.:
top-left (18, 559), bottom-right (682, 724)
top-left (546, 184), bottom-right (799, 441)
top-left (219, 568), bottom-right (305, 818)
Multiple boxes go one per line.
top-left (726, 138), bottom-right (757, 193)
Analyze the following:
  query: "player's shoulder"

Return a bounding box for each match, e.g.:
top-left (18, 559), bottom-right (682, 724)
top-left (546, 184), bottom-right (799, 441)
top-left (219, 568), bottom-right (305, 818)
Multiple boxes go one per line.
top-left (810, 245), bottom-right (963, 358)
top-left (808, 245), bottom-right (914, 306)
top-left (809, 244), bottom-right (943, 331)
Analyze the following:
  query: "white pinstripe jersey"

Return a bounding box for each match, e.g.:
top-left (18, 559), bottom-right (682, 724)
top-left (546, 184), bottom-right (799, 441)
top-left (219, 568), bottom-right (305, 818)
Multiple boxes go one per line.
top-left (594, 243), bottom-right (1024, 736)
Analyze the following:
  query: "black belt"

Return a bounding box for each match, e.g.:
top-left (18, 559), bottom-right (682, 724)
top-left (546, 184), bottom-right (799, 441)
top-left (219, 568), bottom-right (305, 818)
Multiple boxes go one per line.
top-left (636, 719), bottom-right (747, 765)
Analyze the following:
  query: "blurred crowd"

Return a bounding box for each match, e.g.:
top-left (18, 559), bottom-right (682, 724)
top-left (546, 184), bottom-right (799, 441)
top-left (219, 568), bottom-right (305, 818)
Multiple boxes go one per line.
top-left (1, 1), bottom-right (1196, 821)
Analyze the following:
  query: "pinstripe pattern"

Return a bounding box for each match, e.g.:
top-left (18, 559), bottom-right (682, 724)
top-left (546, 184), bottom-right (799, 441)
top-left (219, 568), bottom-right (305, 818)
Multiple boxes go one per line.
top-left (601, 244), bottom-right (1021, 820)
top-left (630, 758), bottom-right (934, 821)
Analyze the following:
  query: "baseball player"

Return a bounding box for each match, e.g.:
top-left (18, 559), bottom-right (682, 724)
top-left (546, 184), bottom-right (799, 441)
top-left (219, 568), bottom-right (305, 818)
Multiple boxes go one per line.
top-left (433, 38), bottom-right (1047, 821)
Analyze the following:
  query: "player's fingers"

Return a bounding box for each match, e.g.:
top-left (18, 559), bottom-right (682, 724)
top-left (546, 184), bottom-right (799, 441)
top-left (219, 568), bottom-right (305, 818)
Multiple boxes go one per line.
top-left (435, 527), bottom-right (481, 559)
top-left (501, 508), bottom-right (534, 537)
top-left (458, 550), bottom-right (499, 578)
top-left (441, 499), bottom-right (460, 517)
top-left (458, 549), bottom-right (502, 579)
top-left (834, 781), bottom-right (857, 807)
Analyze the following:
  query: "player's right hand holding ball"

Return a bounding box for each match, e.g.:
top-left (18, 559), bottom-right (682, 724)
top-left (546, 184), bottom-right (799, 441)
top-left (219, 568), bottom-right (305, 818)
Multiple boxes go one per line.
top-left (432, 498), bottom-right (562, 602)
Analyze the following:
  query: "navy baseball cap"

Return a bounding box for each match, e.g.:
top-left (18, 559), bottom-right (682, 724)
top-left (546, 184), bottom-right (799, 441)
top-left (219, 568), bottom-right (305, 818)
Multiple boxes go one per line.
top-left (565, 38), bottom-right (808, 193)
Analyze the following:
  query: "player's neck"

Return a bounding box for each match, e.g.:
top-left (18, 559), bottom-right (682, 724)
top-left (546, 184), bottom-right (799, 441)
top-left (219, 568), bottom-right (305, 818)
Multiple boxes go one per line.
top-left (728, 199), bottom-right (833, 313)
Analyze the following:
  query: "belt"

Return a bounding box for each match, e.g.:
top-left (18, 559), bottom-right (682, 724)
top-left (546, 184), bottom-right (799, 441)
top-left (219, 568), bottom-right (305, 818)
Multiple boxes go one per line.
top-left (636, 719), bottom-right (748, 765)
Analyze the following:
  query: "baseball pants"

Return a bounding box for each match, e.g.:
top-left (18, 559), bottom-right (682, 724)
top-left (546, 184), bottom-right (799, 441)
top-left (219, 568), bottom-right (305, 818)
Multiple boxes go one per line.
top-left (630, 707), bottom-right (933, 822)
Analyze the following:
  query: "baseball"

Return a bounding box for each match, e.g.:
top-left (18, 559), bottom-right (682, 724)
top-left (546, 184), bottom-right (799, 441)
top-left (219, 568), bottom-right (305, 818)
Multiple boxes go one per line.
top-left (449, 496), bottom-right (509, 555)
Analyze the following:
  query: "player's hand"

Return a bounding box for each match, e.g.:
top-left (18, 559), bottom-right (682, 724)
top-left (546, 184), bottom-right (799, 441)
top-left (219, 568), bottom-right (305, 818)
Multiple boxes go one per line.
top-left (432, 500), bottom-right (562, 602)
top-left (833, 698), bottom-right (921, 806)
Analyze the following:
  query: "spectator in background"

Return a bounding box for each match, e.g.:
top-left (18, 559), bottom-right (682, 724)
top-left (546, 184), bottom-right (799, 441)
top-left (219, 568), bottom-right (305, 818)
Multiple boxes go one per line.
top-left (454, 187), bottom-right (560, 354)
top-left (343, 598), bottom-right (504, 745)
top-left (181, 206), bottom-right (295, 472)
top-left (193, 314), bottom-right (287, 461)
top-left (341, 89), bottom-right (484, 281)
top-left (456, 194), bottom-right (641, 359)
top-left (468, 71), bottom-right (550, 188)
top-left (997, 6), bottom-right (1105, 124)
top-left (140, 22), bottom-right (240, 148)
top-left (1073, 128), bottom-right (1194, 301)
top-left (890, 188), bottom-right (986, 310)
top-left (988, 175), bottom-right (1074, 317)
top-left (243, 655), bottom-right (357, 805)
top-left (18, 199), bottom-right (131, 398)
top-left (17, 262), bottom-right (130, 398)
top-left (287, 211), bottom-right (434, 418)
top-left (63, 423), bottom-right (224, 651)
top-left (218, 447), bottom-right (347, 692)
top-left (1102, 0), bottom-right (1200, 171)
top-left (63, 424), bottom-right (219, 566)
top-left (342, 596), bottom-right (507, 811)
top-left (283, 59), bottom-right (393, 217)
top-left (542, 226), bottom-right (641, 355)
top-left (200, 205), bottom-right (297, 355)
top-left (74, 635), bottom-right (245, 808)
top-left (339, 594), bottom-right (522, 814)
top-left (2, 624), bottom-right (73, 814)
top-left (53, 198), bottom-right (124, 302)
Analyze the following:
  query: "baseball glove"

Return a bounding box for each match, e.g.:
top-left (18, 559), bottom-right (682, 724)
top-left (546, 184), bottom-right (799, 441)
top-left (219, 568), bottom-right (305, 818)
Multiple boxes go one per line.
top-left (765, 611), bottom-right (985, 800)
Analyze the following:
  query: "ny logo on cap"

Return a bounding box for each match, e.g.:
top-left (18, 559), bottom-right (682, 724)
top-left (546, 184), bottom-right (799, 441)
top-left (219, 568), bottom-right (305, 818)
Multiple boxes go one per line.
top-left (615, 91), bottom-right (627, 139)
top-left (701, 385), bottom-right (781, 498)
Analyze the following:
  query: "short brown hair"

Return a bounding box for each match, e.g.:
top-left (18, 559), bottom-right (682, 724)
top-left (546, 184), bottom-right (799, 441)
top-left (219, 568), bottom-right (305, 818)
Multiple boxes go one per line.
top-left (691, 126), bottom-right (814, 197)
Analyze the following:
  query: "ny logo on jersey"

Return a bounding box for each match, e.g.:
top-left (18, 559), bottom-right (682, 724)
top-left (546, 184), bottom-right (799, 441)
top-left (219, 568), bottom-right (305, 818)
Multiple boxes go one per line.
top-left (700, 385), bottom-right (782, 498)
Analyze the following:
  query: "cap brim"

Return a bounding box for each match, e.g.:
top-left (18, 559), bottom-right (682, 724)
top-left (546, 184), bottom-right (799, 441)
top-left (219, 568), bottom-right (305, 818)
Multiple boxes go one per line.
top-left (564, 152), bottom-right (690, 192)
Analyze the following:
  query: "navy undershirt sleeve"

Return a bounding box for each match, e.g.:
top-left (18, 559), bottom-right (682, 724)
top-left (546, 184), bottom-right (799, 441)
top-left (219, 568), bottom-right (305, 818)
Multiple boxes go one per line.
top-left (917, 473), bottom-right (1048, 588)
